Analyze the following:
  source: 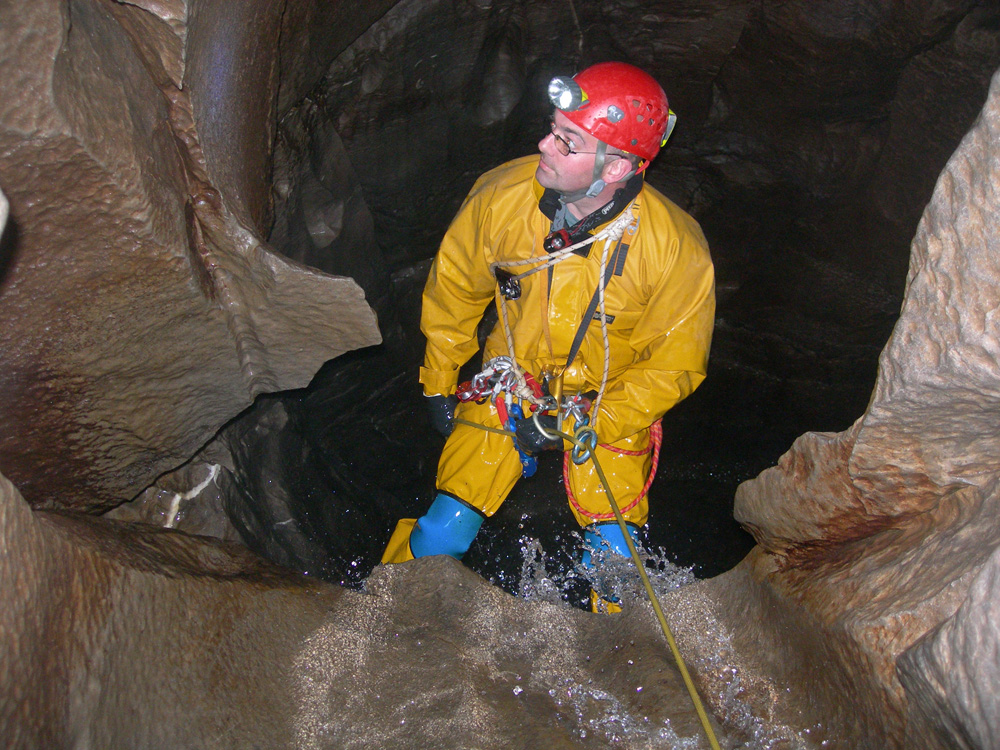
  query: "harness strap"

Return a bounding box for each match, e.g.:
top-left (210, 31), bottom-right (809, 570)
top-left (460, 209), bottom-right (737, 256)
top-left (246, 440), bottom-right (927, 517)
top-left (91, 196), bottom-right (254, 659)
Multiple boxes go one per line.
top-left (563, 237), bottom-right (628, 371)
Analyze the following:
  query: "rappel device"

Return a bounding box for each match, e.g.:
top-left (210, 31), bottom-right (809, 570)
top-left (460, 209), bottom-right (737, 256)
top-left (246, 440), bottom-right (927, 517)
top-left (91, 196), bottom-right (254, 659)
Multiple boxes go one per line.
top-left (505, 402), bottom-right (537, 477)
top-left (494, 268), bottom-right (521, 300)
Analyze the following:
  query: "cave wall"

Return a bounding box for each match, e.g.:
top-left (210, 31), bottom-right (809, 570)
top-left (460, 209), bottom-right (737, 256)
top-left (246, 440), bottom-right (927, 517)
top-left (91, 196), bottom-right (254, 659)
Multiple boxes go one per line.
top-left (227, 0), bottom-right (1000, 589)
top-left (4, 0), bottom-right (1000, 746)
top-left (0, 466), bottom-right (346, 748)
top-left (0, 0), bottom-right (384, 512)
top-left (666, 66), bottom-right (1000, 749)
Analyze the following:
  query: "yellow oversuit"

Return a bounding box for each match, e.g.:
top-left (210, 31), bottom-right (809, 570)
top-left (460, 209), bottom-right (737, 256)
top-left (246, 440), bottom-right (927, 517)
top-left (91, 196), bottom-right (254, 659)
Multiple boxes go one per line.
top-left (419, 154), bottom-right (715, 528)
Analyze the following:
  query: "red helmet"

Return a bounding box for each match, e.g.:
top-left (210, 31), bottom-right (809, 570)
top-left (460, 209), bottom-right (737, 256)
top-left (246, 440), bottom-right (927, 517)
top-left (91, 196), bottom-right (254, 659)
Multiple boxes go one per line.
top-left (548, 62), bottom-right (675, 163)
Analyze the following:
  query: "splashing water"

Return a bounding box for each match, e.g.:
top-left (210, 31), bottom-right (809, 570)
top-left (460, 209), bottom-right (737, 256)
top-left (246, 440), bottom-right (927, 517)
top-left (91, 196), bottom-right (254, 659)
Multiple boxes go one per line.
top-left (509, 534), bottom-right (829, 749)
top-left (514, 531), bottom-right (699, 608)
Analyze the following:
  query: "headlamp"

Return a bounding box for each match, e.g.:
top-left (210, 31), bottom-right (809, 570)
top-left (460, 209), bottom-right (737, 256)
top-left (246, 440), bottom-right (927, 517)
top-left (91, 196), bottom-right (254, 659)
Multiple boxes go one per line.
top-left (548, 76), bottom-right (585, 111)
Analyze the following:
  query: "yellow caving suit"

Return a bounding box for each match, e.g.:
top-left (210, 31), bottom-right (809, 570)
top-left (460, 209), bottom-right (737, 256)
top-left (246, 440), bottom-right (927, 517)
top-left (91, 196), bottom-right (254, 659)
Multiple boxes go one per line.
top-left (412, 154), bottom-right (713, 548)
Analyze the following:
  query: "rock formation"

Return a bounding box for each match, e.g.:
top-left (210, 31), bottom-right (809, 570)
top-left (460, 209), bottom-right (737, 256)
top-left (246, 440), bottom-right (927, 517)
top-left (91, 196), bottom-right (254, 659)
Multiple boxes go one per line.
top-left (0, 434), bottom-right (721, 748)
top-left (4, 0), bottom-right (1000, 748)
top-left (667, 66), bottom-right (1000, 749)
top-left (0, 0), bottom-right (387, 511)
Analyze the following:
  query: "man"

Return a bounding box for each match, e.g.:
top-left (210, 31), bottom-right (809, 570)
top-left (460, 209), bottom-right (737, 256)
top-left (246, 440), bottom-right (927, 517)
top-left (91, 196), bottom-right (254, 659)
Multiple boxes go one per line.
top-left (382, 62), bottom-right (715, 612)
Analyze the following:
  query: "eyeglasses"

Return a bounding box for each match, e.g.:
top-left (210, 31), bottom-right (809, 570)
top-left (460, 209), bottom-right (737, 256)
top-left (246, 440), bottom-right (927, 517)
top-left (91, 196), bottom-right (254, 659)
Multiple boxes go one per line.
top-left (548, 121), bottom-right (597, 156)
top-left (547, 121), bottom-right (625, 160)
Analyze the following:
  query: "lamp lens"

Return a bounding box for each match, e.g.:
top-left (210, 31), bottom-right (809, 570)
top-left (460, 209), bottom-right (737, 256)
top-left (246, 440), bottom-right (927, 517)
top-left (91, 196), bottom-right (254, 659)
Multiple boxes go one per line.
top-left (548, 77), bottom-right (580, 111)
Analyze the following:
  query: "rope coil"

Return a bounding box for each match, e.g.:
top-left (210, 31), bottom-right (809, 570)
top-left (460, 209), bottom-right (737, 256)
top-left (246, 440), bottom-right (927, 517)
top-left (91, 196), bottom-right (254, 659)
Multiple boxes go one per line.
top-left (564, 418), bottom-right (662, 522)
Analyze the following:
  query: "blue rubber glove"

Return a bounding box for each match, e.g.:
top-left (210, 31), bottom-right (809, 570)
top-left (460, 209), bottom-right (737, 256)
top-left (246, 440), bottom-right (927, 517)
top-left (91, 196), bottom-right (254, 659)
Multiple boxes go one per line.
top-left (426, 394), bottom-right (458, 438)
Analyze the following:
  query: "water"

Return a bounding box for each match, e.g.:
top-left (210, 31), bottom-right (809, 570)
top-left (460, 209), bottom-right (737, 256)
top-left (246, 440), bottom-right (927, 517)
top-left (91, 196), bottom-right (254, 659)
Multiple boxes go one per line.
top-left (504, 535), bottom-right (828, 749)
top-left (515, 533), bottom-right (698, 606)
top-left (221, 343), bottom-right (824, 747)
top-left (310, 530), bottom-right (817, 750)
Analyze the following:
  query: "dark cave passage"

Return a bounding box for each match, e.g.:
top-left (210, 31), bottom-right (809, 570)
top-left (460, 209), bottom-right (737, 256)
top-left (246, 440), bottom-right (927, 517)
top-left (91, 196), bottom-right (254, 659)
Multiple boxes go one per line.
top-left (210, 0), bottom-right (1000, 605)
top-left (221, 267), bottom-right (874, 604)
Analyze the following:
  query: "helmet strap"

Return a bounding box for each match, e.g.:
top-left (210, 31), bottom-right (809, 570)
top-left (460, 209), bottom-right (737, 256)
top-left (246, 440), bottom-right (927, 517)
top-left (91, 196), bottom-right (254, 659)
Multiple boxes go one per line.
top-left (541, 172), bottom-right (644, 255)
top-left (558, 141), bottom-right (610, 203)
top-left (584, 141), bottom-right (609, 198)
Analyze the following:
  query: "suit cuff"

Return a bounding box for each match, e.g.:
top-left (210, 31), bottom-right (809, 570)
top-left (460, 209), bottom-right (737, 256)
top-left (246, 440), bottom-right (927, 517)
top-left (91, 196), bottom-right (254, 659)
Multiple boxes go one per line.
top-left (419, 366), bottom-right (460, 397)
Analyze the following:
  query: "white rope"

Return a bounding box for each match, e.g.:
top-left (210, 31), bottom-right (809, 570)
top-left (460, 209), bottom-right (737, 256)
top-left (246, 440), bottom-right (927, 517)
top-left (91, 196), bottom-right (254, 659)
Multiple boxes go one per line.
top-left (591, 228), bottom-right (613, 428)
top-left (164, 463), bottom-right (220, 529)
top-left (489, 206), bottom-right (637, 424)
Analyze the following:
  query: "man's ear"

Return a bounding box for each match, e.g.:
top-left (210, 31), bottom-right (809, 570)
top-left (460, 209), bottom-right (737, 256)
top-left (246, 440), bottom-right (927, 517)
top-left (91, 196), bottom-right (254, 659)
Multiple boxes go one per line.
top-left (603, 155), bottom-right (634, 184)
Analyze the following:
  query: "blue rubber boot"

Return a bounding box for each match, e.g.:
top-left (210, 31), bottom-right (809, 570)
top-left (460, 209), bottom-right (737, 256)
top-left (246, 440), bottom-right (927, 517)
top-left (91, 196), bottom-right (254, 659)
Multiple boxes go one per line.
top-left (582, 522), bottom-right (641, 613)
top-left (581, 521), bottom-right (640, 569)
top-left (409, 493), bottom-right (486, 560)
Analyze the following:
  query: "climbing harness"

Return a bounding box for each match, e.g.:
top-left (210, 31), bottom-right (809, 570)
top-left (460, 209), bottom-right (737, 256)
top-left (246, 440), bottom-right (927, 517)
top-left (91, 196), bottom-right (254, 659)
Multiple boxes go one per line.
top-left (455, 355), bottom-right (550, 478)
top-left (453, 195), bottom-right (643, 485)
top-left (455, 355), bottom-right (604, 479)
top-left (455, 355), bottom-right (547, 410)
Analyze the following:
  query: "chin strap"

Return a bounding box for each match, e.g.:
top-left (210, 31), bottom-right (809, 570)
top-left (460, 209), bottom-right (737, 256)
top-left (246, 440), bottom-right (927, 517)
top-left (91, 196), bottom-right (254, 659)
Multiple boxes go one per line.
top-left (559, 141), bottom-right (610, 203)
top-left (584, 141), bottom-right (609, 198)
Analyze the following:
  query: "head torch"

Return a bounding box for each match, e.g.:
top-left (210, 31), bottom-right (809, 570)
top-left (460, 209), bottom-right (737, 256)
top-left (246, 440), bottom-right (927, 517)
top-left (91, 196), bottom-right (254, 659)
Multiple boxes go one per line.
top-left (548, 76), bottom-right (586, 111)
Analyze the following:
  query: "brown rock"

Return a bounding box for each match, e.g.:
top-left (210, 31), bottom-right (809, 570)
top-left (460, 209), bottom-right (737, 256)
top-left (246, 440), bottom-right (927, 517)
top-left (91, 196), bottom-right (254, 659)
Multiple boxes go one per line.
top-left (0, 467), bottom-right (345, 748)
top-left (0, 0), bottom-right (380, 511)
top-left (1, 467), bottom-right (728, 748)
top-left (898, 545), bottom-right (1000, 748)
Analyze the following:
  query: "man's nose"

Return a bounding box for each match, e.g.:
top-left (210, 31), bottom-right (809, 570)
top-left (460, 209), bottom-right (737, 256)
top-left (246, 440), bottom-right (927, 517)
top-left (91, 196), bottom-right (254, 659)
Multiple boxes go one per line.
top-left (538, 131), bottom-right (556, 154)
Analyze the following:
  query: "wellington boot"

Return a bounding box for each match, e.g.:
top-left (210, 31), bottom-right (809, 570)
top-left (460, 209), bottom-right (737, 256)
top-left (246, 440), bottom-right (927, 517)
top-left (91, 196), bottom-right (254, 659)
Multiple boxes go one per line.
top-left (381, 518), bottom-right (417, 564)
top-left (590, 589), bottom-right (623, 615)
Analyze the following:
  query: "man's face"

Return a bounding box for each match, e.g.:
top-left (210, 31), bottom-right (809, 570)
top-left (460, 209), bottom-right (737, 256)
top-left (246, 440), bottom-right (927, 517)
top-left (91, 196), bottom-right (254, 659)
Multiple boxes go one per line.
top-left (535, 110), bottom-right (601, 195)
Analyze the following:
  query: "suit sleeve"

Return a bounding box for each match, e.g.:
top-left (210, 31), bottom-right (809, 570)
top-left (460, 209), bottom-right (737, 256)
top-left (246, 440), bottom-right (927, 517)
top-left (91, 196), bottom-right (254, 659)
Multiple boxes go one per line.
top-left (419, 185), bottom-right (500, 397)
top-left (592, 220), bottom-right (716, 444)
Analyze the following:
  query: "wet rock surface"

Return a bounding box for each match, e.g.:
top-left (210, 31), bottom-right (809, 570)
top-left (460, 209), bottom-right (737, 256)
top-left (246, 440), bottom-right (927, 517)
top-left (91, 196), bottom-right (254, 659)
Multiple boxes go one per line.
top-left (0, 467), bottom-right (344, 749)
top-left (1, 464), bottom-right (735, 748)
top-left (897, 544), bottom-right (1000, 749)
top-left (294, 556), bottom-right (722, 749)
top-left (0, 0), bottom-right (380, 511)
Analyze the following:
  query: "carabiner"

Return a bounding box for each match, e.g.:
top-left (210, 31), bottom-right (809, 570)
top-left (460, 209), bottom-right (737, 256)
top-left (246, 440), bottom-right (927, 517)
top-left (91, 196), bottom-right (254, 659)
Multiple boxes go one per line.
top-left (571, 425), bottom-right (599, 465)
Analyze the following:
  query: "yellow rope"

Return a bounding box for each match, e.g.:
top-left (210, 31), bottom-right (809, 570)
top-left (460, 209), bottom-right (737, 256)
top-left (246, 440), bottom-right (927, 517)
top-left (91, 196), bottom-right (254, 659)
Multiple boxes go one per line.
top-left (454, 417), bottom-right (511, 436)
top-left (563, 426), bottom-right (721, 750)
top-left (452, 415), bottom-right (721, 749)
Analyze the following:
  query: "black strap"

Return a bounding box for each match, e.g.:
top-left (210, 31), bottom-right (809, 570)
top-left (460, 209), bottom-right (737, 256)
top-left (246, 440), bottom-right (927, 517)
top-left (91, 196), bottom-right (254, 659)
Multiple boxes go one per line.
top-left (538, 174), bottom-right (644, 258)
top-left (563, 238), bottom-right (629, 371)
